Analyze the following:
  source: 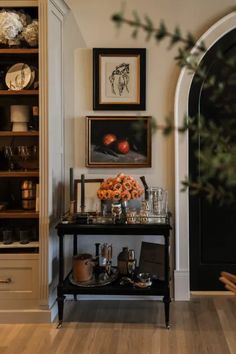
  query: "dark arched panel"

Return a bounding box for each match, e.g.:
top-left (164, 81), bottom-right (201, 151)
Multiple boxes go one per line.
top-left (189, 29), bottom-right (236, 290)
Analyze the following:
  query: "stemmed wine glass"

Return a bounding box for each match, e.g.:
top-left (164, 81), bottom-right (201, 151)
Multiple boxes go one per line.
top-left (31, 145), bottom-right (38, 159)
top-left (17, 146), bottom-right (31, 170)
top-left (4, 146), bottom-right (15, 171)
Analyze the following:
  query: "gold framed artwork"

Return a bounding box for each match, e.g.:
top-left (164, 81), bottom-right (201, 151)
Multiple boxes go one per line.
top-left (85, 116), bottom-right (152, 168)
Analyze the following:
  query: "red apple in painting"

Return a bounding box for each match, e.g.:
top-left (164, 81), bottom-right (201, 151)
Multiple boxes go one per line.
top-left (117, 140), bottom-right (130, 154)
top-left (102, 134), bottom-right (117, 146)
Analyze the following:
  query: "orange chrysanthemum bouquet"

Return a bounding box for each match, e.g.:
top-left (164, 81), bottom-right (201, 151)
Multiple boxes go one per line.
top-left (97, 173), bottom-right (144, 202)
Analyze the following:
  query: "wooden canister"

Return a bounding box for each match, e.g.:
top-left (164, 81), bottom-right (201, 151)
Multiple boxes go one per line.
top-left (72, 254), bottom-right (94, 282)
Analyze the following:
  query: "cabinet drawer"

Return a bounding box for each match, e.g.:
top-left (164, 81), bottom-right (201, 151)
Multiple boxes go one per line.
top-left (0, 258), bottom-right (39, 300)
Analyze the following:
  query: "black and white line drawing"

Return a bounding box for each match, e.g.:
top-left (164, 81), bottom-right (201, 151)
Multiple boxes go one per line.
top-left (109, 63), bottom-right (130, 96)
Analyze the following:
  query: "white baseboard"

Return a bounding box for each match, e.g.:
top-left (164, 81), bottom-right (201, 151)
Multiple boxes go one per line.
top-left (0, 299), bottom-right (58, 324)
top-left (0, 309), bottom-right (53, 323)
top-left (174, 270), bottom-right (190, 300)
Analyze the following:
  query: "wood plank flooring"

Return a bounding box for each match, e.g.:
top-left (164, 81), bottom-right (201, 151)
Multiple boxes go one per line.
top-left (0, 296), bottom-right (236, 354)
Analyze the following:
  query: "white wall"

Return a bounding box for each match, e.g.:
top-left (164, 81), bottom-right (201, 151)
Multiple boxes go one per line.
top-left (63, 10), bottom-right (86, 206)
top-left (63, 0), bottom-right (236, 287)
top-left (65, 0), bottom-right (235, 204)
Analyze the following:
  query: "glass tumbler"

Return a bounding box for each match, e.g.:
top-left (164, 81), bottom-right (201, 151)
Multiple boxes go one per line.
top-left (3, 229), bottom-right (13, 245)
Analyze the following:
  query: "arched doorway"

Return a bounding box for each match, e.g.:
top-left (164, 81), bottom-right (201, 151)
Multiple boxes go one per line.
top-left (189, 28), bottom-right (236, 290)
top-left (174, 12), bottom-right (236, 299)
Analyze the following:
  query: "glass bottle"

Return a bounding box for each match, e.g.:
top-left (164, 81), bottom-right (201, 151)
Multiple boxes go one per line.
top-left (30, 106), bottom-right (39, 131)
top-left (127, 249), bottom-right (136, 277)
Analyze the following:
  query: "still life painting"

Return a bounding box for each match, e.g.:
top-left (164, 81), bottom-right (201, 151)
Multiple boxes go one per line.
top-left (85, 116), bottom-right (151, 168)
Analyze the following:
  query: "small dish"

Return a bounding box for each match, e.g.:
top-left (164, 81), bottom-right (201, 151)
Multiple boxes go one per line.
top-left (137, 272), bottom-right (151, 283)
top-left (134, 280), bottom-right (152, 288)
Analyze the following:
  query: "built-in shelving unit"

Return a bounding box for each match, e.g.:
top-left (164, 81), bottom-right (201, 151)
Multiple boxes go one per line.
top-left (0, 6), bottom-right (39, 254)
top-left (0, 0), bottom-right (67, 324)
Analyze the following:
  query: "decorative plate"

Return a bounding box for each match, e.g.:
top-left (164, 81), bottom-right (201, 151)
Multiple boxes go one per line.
top-left (26, 66), bottom-right (38, 89)
top-left (5, 63), bottom-right (31, 91)
top-left (69, 268), bottom-right (119, 287)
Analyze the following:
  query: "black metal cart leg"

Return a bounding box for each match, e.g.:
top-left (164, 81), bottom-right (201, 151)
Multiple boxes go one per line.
top-left (163, 295), bottom-right (171, 329)
top-left (57, 233), bottom-right (65, 329)
top-left (57, 291), bottom-right (65, 328)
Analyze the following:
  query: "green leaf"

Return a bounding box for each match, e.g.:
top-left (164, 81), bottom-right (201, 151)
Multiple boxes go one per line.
top-left (185, 32), bottom-right (196, 49)
top-left (132, 29), bottom-right (138, 38)
top-left (144, 15), bottom-right (154, 41)
top-left (111, 13), bottom-right (124, 27)
top-left (155, 21), bottom-right (167, 41)
top-left (132, 10), bottom-right (141, 26)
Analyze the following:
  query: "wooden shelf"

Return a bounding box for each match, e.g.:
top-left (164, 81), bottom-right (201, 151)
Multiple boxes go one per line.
top-left (0, 241), bottom-right (39, 249)
top-left (0, 171), bottom-right (39, 177)
top-left (0, 48), bottom-right (38, 54)
top-left (0, 210), bottom-right (39, 219)
top-left (0, 131), bottom-right (39, 137)
top-left (0, 90), bottom-right (38, 96)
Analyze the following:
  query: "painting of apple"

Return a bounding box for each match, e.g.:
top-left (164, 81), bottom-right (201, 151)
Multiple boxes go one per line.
top-left (102, 133), bottom-right (117, 146)
top-left (87, 116), bottom-right (151, 167)
top-left (116, 139), bottom-right (130, 154)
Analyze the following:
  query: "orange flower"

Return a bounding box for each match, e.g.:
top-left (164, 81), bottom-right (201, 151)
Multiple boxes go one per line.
top-left (121, 190), bottom-right (131, 201)
top-left (131, 190), bottom-right (139, 199)
top-left (137, 188), bottom-right (144, 197)
top-left (112, 190), bottom-right (122, 201)
top-left (113, 182), bottom-right (122, 191)
top-left (123, 181), bottom-right (132, 191)
top-left (100, 182), bottom-right (109, 190)
top-left (97, 189), bottom-right (105, 200)
top-left (97, 174), bottom-right (143, 201)
top-left (104, 190), bottom-right (112, 199)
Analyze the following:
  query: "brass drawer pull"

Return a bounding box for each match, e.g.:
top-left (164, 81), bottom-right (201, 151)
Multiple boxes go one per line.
top-left (0, 278), bottom-right (12, 284)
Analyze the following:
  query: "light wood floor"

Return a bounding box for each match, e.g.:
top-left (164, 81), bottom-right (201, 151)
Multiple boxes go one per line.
top-left (0, 296), bottom-right (236, 354)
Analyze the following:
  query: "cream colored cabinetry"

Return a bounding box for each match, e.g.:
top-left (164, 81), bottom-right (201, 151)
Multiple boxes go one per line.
top-left (0, 254), bottom-right (39, 301)
top-left (0, 0), bottom-right (67, 323)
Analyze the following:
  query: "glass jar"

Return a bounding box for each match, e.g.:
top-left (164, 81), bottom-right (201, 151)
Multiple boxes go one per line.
top-left (111, 202), bottom-right (122, 222)
top-left (126, 208), bottom-right (137, 224)
top-left (148, 187), bottom-right (168, 217)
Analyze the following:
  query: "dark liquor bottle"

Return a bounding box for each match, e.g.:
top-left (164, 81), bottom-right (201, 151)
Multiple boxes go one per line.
top-left (30, 106), bottom-right (39, 131)
top-left (140, 176), bottom-right (149, 201)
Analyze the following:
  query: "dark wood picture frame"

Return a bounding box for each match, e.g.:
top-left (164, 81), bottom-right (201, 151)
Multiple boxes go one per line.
top-left (85, 116), bottom-right (152, 168)
top-left (93, 48), bottom-right (146, 110)
top-left (139, 241), bottom-right (165, 280)
top-left (74, 178), bottom-right (103, 213)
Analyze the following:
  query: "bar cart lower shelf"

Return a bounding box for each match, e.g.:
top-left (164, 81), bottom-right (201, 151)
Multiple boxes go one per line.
top-left (56, 222), bottom-right (172, 329)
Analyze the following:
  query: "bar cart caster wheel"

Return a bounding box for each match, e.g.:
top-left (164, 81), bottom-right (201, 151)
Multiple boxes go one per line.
top-left (166, 324), bottom-right (170, 330)
top-left (57, 321), bottom-right (63, 329)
